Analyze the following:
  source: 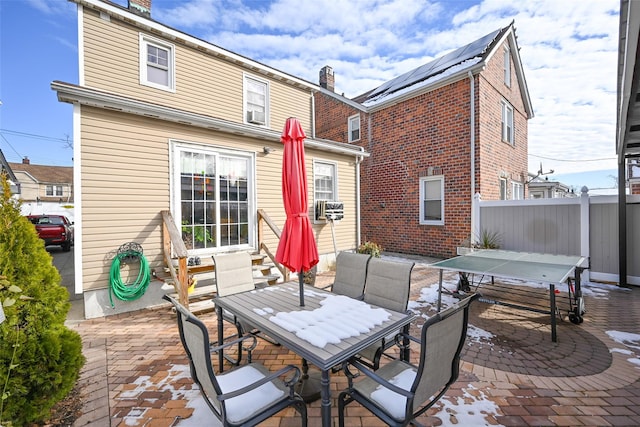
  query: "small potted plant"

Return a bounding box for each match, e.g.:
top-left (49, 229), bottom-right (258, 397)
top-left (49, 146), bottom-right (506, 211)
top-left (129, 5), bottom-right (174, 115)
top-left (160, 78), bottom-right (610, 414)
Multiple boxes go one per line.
top-left (357, 241), bottom-right (383, 258)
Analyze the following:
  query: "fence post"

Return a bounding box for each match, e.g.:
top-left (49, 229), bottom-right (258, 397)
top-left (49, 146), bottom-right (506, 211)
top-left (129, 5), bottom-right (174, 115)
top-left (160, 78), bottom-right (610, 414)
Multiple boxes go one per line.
top-left (472, 192), bottom-right (482, 246)
top-left (580, 186), bottom-right (590, 283)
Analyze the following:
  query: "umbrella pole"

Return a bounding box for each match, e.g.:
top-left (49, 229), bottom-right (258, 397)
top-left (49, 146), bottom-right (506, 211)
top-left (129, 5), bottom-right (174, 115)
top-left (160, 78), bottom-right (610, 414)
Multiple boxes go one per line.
top-left (299, 271), bottom-right (305, 306)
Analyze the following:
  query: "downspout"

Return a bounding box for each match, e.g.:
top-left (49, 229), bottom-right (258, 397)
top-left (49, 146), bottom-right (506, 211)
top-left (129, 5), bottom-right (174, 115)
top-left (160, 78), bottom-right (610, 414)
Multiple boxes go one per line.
top-left (356, 154), bottom-right (362, 247)
top-left (310, 91), bottom-right (316, 137)
top-left (468, 71), bottom-right (476, 246)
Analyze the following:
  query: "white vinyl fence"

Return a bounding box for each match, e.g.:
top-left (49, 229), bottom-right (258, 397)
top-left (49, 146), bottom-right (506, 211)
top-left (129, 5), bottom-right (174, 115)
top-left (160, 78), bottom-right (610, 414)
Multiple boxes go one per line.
top-left (474, 189), bottom-right (640, 286)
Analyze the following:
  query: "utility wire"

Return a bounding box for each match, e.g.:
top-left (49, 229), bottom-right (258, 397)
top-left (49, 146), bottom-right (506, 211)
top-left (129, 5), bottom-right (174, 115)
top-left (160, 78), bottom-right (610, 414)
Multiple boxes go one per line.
top-left (529, 153), bottom-right (616, 162)
top-left (0, 128), bottom-right (73, 143)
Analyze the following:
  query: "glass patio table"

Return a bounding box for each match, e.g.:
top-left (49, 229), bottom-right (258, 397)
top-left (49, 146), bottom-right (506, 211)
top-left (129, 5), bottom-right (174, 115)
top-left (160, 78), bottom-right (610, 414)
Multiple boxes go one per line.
top-left (214, 283), bottom-right (414, 427)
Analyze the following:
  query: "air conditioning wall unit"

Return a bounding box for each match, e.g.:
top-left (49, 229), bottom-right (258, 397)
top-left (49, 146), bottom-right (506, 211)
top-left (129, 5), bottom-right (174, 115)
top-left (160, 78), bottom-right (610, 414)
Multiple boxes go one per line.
top-left (247, 110), bottom-right (266, 125)
top-left (316, 200), bottom-right (344, 221)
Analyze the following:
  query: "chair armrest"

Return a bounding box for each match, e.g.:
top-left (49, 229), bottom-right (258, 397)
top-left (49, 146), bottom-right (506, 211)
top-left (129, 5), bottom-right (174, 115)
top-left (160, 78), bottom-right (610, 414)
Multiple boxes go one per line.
top-left (217, 364), bottom-right (302, 401)
top-left (394, 331), bottom-right (420, 348)
top-left (210, 334), bottom-right (257, 354)
top-left (320, 283), bottom-right (333, 291)
top-left (342, 358), bottom-right (413, 399)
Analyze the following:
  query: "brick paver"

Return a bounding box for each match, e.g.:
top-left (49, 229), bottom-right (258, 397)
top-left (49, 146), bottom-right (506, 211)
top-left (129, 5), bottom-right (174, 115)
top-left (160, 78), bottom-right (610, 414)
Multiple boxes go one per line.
top-left (69, 255), bottom-right (640, 426)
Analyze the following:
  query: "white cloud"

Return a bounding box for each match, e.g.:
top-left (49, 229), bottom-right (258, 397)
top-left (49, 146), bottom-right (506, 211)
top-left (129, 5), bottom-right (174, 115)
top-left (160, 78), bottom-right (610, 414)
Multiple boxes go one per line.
top-left (153, 0), bottom-right (620, 180)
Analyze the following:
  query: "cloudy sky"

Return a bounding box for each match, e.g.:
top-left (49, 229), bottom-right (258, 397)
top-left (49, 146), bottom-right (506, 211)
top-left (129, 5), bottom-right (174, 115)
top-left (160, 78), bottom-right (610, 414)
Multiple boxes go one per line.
top-left (0, 0), bottom-right (620, 189)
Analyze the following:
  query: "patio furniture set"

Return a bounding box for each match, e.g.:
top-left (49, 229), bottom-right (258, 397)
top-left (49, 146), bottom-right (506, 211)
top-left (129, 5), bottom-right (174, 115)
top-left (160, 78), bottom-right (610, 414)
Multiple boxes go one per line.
top-left (164, 251), bottom-right (479, 427)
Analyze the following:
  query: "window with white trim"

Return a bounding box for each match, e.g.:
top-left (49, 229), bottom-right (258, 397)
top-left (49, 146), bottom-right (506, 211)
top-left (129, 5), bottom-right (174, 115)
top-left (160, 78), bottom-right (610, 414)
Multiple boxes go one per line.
top-left (419, 176), bottom-right (444, 225)
top-left (46, 185), bottom-right (63, 196)
top-left (174, 144), bottom-right (254, 252)
top-left (499, 178), bottom-right (508, 200)
top-left (511, 181), bottom-right (524, 200)
top-left (501, 100), bottom-right (514, 145)
top-left (348, 114), bottom-right (360, 142)
top-left (244, 75), bottom-right (268, 125)
top-left (313, 161), bottom-right (337, 221)
top-left (503, 46), bottom-right (511, 87)
top-left (140, 34), bottom-right (175, 91)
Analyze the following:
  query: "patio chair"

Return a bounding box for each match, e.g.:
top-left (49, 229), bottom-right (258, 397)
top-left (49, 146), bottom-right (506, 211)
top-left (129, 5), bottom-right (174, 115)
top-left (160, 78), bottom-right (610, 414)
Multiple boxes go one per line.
top-left (337, 293), bottom-right (479, 427)
top-left (213, 252), bottom-right (278, 366)
top-left (358, 257), bottom-right (414, 370)
top-left (323, 251), bottom-right (371, 299)
top-left (163, 295), bottom-right (308, 427)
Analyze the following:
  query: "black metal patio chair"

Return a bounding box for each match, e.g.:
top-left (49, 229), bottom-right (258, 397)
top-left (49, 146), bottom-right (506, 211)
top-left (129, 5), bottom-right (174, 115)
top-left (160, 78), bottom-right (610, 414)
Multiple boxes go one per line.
top-left (337, 293), bottom-right (479, 427)
top-left (357, 257), bottom-right (415, 370)
top-left (213, 252), bottom-right (278, 366)
top-left (323, 251), bottom-right (371, 299)
top-left (163, 294), bottom-right (308, 427)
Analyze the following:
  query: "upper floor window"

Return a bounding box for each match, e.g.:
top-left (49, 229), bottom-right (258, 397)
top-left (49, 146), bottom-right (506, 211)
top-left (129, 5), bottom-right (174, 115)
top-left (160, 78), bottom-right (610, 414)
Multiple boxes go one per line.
top-left (244, 75), bottom-right (269, 126)
top-left (501, 100), bottom-right (514, 145)
top-left (46, 185), bottom-right (63, 196)
top-left (512, 181), bottom-right (524, 200)
top-left (140, 34), bottom-right (175, 92)
top-left (503, 46), bottom-right (511, 87)
top-left (419, 175), bottom-right (444, 225)
top-left (348, 114), bottom-right (360, 142)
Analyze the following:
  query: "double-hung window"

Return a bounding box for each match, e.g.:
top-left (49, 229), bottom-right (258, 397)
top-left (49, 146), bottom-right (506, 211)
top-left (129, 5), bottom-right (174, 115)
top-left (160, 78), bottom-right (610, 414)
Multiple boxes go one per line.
top-left (511, 181), bottom-right (524, 200)
top-left (499, 178), bottom-right (508, 200)
top-left (348, 114), bottom-right (360, 142)
top-left (314, 161), bottom-right (337, 221)
top-left (174, 144), bottom-right (254, 252)
top-left (140, 34), bottom-right (175, 91)
top-left (46, 185), bottom-right (63, 196)
top-left (501, 100), bottom-right (514, 145)
top-left (244, 75), bottom-right (268, 125)
top-left (419, 176), bottom-right (444, 225)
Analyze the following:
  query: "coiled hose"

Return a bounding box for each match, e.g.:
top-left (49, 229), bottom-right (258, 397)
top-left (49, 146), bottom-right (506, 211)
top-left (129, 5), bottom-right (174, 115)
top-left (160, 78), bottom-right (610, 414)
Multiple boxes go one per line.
top-left (109, 250), bottom-right (151, 308)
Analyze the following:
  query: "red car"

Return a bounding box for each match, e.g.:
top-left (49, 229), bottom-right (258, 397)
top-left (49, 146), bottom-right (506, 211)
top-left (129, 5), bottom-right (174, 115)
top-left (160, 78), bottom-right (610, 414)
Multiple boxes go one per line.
top-left (27, 215), bottom-right (74, 252)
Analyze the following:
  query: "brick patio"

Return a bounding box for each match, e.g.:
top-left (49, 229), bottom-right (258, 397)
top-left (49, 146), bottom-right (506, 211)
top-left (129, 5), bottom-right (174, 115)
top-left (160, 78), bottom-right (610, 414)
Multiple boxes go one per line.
top-left (67, 256), bottom-right (640, 426)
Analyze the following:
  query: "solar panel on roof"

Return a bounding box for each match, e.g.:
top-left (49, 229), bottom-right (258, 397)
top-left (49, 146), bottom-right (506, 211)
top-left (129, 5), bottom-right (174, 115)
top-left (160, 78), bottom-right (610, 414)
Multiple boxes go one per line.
top-left (365, 28), bottom-right (502, 100)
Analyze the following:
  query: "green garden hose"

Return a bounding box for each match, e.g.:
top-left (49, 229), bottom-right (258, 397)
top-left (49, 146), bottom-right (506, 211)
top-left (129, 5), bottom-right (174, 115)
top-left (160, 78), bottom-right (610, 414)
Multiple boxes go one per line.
top-left (109, 250), bottom-right (151, 308)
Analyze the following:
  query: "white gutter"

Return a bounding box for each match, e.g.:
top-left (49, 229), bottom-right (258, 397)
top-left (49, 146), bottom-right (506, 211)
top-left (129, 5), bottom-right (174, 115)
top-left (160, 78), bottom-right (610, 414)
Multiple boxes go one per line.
top-left (51, 81), bottom-right (369, 158)
top-left (468, 71), bottom-right (477, 246)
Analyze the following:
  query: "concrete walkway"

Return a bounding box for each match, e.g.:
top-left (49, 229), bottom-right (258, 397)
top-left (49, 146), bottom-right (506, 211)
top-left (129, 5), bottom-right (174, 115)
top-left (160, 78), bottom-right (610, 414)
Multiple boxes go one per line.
top-left (67, 256), bottom-right (640, 426)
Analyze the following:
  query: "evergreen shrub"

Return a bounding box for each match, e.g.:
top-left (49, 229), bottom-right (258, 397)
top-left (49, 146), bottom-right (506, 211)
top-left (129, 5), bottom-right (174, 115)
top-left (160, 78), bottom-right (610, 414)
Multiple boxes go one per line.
top-left (0, 174), bottom-right (84, 426)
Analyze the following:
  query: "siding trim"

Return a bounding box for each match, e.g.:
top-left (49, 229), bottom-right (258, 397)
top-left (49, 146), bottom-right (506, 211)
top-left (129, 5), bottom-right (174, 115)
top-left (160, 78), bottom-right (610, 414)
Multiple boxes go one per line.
top-left (52, 81), bottom-right (369, 158)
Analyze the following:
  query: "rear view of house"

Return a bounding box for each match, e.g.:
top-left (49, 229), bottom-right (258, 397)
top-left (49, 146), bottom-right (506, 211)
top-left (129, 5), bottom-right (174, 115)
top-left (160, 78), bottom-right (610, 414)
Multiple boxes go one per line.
top-left (53, 0), bottom-right (366, 318)
top-left (315, 23), bottom-right (534, 258)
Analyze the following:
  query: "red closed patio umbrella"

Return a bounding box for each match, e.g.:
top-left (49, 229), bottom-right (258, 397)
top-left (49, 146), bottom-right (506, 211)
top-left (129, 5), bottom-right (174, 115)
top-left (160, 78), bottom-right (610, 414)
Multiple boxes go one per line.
top-left (275, 117), bottom-right (319, 306)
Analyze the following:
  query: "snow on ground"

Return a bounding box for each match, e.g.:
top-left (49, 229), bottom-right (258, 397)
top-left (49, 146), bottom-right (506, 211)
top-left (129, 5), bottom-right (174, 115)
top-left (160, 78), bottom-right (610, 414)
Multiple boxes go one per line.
top-left (607, 330), bottom-right (640, 368)
top-left (169, 255), bottom-right (627, 425)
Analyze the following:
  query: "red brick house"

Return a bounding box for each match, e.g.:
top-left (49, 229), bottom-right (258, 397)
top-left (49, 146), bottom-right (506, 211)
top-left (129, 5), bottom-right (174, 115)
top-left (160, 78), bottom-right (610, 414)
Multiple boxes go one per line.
top-left (314, 23), bottom-right (534, 258)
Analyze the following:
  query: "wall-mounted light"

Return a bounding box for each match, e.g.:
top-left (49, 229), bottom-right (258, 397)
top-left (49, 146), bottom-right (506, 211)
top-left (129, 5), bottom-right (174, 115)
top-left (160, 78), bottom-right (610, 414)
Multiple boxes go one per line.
top-left (263, 146), bottom-right (275, 155)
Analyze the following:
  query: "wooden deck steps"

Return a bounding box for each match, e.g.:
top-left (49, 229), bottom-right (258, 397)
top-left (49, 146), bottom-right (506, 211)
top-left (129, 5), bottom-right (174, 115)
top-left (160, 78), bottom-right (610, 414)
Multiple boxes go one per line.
top-left (163, 251), bottom-right (282, 313)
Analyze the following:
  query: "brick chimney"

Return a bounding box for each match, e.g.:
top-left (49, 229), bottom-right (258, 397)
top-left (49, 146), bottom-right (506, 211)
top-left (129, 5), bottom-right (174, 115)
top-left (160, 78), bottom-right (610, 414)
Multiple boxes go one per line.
top-left (22, 157), bottom-right (30, 165)
top-left (319, 66), bottom-right (335, 92)
top-left (128, 0), bottom-right (151, 17)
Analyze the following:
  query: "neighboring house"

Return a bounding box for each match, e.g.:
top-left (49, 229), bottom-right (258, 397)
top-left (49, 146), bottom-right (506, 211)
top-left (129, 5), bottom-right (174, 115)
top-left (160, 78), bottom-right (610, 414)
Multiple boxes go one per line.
top-left (0, 149), bottom-right (19, 195)
top-left (8, 158), bottom-right (73, 205)
top-left (52, 0), bottom-right (366, 317)
top-left (527, 175), bottom-right (576, 199)
top-left (314, 23), bottom-right (534, 258)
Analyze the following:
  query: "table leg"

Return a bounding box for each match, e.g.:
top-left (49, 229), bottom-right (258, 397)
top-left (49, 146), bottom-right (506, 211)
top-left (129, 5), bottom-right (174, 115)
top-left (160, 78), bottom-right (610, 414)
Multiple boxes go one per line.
top-left (550, 284), bottom-right (557, 342)
top-left (401, 323), bottom-right (410, 362)
top-left (216, 305), bottom-right (224, 372)
top-left (437, 269), bottom-right (443, 312)
top-left (320, 369), bottom-right (331, 427)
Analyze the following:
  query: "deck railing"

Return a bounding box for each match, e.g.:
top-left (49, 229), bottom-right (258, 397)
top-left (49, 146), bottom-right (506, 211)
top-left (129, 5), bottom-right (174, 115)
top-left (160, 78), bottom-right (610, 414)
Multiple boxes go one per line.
top-left (161, 210), bottom-right (189, 307)
top-left (257, 208), bottom-right (289, 282)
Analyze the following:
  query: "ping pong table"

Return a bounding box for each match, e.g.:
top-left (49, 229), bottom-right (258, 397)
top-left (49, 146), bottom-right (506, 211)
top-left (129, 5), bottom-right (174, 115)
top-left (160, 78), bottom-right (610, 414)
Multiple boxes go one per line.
top-left (430, 249), bottom-right (588, 342)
